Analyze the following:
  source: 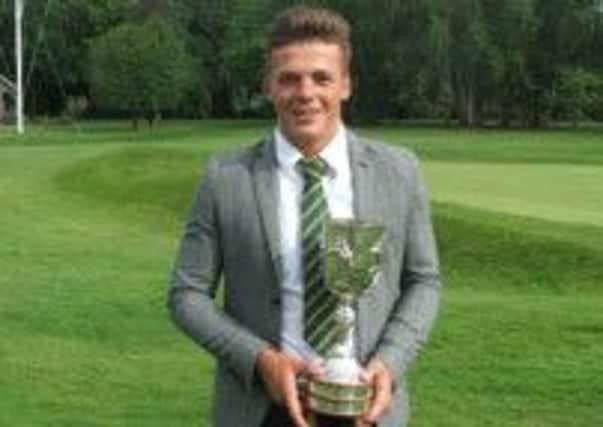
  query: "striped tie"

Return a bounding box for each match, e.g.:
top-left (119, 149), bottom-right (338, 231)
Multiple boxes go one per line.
top-left (299, 157), bottom-right (338, 356)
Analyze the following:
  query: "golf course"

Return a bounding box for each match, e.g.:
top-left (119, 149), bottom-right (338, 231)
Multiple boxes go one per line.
top-left (1, 121), bottom-right (602, 426)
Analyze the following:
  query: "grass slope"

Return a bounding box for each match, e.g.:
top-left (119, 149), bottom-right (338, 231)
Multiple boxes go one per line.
top-left (1, 121), bottom-right (602, 426)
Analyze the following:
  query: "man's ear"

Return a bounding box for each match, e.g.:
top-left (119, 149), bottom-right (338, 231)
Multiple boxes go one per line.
top-left (342, 71), bottom-right (352, 101)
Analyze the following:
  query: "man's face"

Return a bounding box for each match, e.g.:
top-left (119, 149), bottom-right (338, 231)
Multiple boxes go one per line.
top-left (265, 41), bottom-right (351, 154)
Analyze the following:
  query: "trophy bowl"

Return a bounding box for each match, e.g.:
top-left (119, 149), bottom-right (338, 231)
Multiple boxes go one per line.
top-left (305, 219), bottom-right (384, 418)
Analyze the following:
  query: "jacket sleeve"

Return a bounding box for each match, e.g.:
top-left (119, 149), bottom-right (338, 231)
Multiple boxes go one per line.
top-left (374, 158), bottom-right (442, 380)
top-left (167, 158), bottom-right (269, 391)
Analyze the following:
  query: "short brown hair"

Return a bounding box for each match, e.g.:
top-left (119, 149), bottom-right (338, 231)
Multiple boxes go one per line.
top-left (267, 6), bottom-right (352, 69)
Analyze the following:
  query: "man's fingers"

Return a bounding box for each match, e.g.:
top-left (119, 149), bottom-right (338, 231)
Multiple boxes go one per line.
top-left (359, 369), bottom-right (370, 384)
top-left (256, 350), bottom-right (318, 426)
top-left (362, 359), bottom-right (393, 423)
top-left (285, 395), bottom-right (309, 427)
top-left (283, 372), bottom-right (309, 427)
top-left (256, 348), bottom-right (307, 406)
top-left (302, 357), bottom-right (325, 379)
top-left (365, 374), bottom-right (390, 421)
top-left (288, 354), bottom-right (304, 371)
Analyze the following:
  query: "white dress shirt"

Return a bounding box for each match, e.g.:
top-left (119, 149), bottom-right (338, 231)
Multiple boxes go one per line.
top-left (274, 124), bottom-right (354, 360)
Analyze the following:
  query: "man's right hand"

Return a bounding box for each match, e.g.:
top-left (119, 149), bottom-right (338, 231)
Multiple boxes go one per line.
top-left (256, 347), bottom-right (310, 427)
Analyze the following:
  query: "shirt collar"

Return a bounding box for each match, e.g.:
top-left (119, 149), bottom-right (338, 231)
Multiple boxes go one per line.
top-left (274, 124), bottom-right (348, 178)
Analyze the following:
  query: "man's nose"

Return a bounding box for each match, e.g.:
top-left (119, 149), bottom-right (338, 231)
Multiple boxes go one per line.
top-left (294, 77), bottom-right (315, 99)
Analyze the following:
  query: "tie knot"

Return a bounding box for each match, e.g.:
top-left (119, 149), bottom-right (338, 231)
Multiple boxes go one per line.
top-left (298, 157), bottom-right (327, 182)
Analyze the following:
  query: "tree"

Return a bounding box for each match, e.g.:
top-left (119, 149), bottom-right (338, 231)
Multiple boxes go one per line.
top-left (89, 16), bottom-right (194, 128)
top-left (557, 67), bottom-right (603, 126)
top-left (218, 0), bottom-right (272, 118)
top-left (2, 0), bottom-right (602, 124)
top-left (424, 0), bottom-right (495, 126)
top-left (518, 0), bottom-right (602, 126)
top-left (0, 0), bottom-right (133, 116)
top-left (480, 0), bottom-right (536, 126)
top-left (171, 0), bottom-right (239, 117)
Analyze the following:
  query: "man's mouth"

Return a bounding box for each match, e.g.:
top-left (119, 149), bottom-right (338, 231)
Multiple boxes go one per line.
top-left (292, 109), bottom-right (320, 120)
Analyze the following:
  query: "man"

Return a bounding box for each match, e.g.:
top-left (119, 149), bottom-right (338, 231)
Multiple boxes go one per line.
top-left (168, 6), bottom-right (441, 427)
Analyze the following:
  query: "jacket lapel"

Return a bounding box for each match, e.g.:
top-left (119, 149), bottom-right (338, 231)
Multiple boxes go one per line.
top-left (252, 136), bottom-right (284, 286)
top-left (349, 131), bottom-right (380, 223)
top-left (348, 131), bottom-right (383, 361)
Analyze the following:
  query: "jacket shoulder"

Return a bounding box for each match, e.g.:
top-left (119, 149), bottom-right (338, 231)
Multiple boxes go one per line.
top-left (208, 138), bottom-right (268, 170)
top-left (353, 134), bottom-right (420, 173)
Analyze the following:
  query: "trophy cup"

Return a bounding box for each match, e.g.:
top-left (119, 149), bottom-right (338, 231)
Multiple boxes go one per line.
top-left (306, 218), bottom-right (385, 418)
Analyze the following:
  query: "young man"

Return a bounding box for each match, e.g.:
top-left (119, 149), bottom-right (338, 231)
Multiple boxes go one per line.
top-left (168, 6), bottom-right (441, 427)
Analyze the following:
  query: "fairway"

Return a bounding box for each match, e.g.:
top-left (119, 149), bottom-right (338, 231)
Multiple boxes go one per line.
top-left (1, 122), bottom-right (602, 427)
top-left (425, 162), bottom-right (603, 226)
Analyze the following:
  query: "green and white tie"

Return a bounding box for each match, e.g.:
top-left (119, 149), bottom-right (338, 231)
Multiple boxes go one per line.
top-left (299, 157), bottom-right (338, 356)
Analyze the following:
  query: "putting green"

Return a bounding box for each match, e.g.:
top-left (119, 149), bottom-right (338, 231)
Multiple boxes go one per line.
top-left (424, 162), bottom-right (603, 227)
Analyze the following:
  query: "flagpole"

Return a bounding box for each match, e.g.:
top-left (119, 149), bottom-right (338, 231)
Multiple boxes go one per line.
top-left (15, 0), bottom-right (25, 134)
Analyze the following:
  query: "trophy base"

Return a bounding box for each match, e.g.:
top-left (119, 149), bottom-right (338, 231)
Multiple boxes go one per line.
top-left (307, 378), bottom-right (373, 417)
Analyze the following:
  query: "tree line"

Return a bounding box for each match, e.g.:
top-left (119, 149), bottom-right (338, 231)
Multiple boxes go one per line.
top-left (1, 0), bottom-right (602, 127)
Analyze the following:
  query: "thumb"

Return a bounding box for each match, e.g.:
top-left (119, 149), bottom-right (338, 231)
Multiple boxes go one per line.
top-left (302, 358), bottom-right (325, 379)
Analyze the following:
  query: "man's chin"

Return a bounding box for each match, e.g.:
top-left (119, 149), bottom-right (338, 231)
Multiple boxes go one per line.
top-left (283, 125), bottom-right (319, 143)
top-left (290, 120), bottom-right (319, 133)
top-left (287, 131), bottom-right (321, 148)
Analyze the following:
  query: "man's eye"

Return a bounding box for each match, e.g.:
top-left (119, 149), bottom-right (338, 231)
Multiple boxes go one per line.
top-left (314, 73), bottom-right (332, 85)
top-left (279, 74), bottom-right (298, 85)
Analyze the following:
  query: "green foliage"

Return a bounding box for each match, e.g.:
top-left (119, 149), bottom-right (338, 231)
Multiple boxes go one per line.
top-left (0, 0), bottom-right (132, 115)
top-left (89, 16), bottom-right (194, 126)
top-left (480, 0), bottom-right (535, 124)
top-left (167, 0), bottom-right (241, 117)
top-left (220, 0), bottom-right (272, 117)
top-left (557, 68), bottom-right (603, 124)
top-left (3, 1), bottom-right (603, 125)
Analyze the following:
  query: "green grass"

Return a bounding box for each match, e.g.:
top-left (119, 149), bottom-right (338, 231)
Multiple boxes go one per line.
top-left (0, 120), bottom-right (270, 147)
top-left (1, 121), bottom-right (602, 426)
top-left (426, 162), bottom-right (603, 226)
top-left (411, 291), bottom-right (603, 427)
top-left (364, 124), bottom-right (603, 165)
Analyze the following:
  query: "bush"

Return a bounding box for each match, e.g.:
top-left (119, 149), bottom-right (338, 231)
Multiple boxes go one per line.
top-left (556, 68), bottom-right (603, 125)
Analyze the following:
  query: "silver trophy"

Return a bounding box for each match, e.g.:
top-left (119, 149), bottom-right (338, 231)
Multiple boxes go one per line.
top-left (306, 218), bottom-right (384, 417)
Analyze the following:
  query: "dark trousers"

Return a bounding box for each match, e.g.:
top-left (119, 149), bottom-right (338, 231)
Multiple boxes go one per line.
top-left (262, 405), bottom-right (357, 427)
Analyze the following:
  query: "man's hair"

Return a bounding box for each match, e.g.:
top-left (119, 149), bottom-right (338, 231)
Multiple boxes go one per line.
top-left (267, 6), bottom-right (352, 69)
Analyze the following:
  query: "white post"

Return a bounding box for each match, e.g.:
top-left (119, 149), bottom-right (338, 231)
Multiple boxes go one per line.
top-left (15, 0), bottom-right (25, 134)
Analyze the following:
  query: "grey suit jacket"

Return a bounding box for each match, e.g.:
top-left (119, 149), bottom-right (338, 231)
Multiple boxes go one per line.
top-left (168, 132), bottom-right (441, 427)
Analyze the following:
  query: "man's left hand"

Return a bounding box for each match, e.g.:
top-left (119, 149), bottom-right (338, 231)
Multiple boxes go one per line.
top-left (359, 358), bottom-right (393, 426)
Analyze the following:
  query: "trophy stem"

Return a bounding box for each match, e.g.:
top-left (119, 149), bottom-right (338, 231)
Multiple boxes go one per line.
top-left (322, 295), bottom-right (361, 383)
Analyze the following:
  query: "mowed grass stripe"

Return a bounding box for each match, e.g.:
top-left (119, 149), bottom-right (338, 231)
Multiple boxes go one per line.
top-left (425, 161), bottom-right (603, 227)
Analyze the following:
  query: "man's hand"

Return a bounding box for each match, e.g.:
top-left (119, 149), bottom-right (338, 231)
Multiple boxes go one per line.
top-left (359, 358), bottom-right (393, 426)
top-left (256, 347), bottom-right (310, 427)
